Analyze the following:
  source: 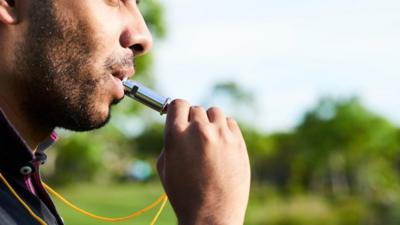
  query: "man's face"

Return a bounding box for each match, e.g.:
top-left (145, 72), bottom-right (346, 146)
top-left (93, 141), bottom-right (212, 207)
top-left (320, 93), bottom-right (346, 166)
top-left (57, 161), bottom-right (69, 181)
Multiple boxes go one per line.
top-left (13, 0), bottom-right (152, 131)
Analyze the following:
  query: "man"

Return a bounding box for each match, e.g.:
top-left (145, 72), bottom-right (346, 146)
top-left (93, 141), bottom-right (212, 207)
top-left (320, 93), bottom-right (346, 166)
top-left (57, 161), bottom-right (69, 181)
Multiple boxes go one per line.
top-left (0, 0), bottom-right (250, 224)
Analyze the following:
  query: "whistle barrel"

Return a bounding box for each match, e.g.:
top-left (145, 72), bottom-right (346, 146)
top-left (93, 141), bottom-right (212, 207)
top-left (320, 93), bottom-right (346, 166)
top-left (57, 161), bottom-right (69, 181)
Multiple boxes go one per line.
top-left (122, 79), bottom-right (170, 115)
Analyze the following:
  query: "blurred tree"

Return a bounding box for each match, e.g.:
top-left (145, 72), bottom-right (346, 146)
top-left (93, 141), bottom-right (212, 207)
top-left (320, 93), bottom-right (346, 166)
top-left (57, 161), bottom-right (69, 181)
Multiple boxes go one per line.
top-left (242, 126), bottom-right (276, 183)
top-left (294, 97), bottom-right (400, 197)
top-left (203, 80), bottom-right (256, 125)
top-left (246, 97), bottom-right (400, 224)
top-left (212, 81), bottom-right (253, 103)
top-left (133, 122), bottom-right (164, 158)
top-left (247, 97), bottom-right (400, 196)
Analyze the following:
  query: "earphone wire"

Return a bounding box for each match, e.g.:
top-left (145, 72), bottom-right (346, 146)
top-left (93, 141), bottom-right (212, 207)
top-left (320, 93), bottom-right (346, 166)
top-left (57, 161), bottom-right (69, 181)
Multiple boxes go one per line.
top-left (0, 173), bottom-right (168, 224)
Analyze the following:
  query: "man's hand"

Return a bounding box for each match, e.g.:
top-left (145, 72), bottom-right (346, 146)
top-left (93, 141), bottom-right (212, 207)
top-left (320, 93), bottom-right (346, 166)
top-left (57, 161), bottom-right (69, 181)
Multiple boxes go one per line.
top-left (157, 99), bottom-right (251, 225)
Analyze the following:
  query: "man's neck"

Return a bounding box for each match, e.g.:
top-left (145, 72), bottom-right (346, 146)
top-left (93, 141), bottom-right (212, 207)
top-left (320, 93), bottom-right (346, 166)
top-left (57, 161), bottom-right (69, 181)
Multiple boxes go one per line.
top-left (0, 93), bottom-right (52, 151)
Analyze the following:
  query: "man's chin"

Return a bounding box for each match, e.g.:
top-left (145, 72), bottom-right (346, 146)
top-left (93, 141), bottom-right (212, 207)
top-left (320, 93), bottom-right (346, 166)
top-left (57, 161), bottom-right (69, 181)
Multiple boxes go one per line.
top-left (56, 97), bottom-right (122, 132)
top-left (56, 104), bottom-right (113, 132)
top-left (62, 113), bottom-right (111, 132)
top-left (85, 114), bottom-right (111, 131)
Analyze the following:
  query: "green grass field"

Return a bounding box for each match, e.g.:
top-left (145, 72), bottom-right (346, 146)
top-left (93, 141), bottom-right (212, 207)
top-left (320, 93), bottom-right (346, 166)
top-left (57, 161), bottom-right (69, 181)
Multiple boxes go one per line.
top-left (49, 182), bottom-right (373, 225)
top-left (50, 182), bottom-right (177, 225)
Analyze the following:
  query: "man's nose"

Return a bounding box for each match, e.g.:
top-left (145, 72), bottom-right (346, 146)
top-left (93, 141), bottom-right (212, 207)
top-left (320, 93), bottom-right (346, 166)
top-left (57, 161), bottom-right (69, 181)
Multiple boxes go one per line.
top-left (120, 8), bottom-right (153, 56)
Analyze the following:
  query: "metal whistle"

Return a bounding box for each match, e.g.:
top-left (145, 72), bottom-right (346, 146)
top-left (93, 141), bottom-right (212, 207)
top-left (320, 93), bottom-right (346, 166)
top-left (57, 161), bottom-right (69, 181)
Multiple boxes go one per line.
top-left (122, 79), bottom-right (171, 115)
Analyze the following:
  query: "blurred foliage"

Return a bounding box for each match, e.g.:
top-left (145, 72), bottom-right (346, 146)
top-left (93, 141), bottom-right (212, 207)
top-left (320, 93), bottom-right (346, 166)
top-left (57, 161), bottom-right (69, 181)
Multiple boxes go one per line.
top-left (133, 122), bottom-right (164, 158)
top-left (138, 0), bottom-right (166, 39)
top-left (245, 97), bottom-right (400, 225)
top-left (203, 81), bottom-right (257, 127)
top-left (212, 81), bottom-right (254, 103)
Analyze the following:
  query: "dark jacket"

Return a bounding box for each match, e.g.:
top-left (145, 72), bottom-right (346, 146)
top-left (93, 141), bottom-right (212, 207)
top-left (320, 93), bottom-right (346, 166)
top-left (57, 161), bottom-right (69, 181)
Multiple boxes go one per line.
top-left (0, 109), bottom-right (63, 225)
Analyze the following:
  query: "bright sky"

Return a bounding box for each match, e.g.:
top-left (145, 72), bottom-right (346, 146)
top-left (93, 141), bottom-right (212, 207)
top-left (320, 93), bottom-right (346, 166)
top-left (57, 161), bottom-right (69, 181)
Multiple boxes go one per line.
top-left (153, 0), bottom-right (400, 132)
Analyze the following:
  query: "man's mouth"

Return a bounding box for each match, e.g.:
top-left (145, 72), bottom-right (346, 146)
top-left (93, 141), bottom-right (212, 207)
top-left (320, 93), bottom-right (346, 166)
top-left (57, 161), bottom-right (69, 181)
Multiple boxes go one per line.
top-left (111, 67), bottom-right (135, 81)
top-left (109, 67), bottom-right (135, 101)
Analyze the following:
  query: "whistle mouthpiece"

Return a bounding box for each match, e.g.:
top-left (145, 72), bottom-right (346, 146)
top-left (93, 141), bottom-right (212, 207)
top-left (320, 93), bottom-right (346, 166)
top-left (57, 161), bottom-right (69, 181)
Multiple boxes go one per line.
top-left (122, 79), bottom-right (170, 115)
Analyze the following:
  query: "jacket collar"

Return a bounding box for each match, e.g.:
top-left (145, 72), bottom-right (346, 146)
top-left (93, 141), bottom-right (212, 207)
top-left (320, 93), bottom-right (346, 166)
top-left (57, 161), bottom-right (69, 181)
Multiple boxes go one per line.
top-left (0, 108), bottom-right (55, 176)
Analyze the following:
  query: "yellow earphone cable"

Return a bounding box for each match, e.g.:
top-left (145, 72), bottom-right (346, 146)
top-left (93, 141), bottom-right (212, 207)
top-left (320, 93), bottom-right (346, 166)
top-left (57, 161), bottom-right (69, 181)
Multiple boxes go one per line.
top-left (43, 182), bottom-right (168, 222)
top-left (0, 173), bottom-right (48, 225)
top-left (149, 193), bottom-right (168, 225)
top-left (0, 173), bottom-right (168, 224)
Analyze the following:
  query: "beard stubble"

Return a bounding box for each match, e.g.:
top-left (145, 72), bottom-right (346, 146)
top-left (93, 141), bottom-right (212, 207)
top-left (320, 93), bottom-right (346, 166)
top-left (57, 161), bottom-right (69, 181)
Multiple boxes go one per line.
top-left (14, 0), bottom-right (123, 132)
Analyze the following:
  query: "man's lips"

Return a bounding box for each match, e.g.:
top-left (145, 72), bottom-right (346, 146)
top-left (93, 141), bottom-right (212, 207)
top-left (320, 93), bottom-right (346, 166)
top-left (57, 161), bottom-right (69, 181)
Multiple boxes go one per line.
top-left (111, 67), bottom-right (135, 81)
top-left (109, 67), bottom-right (135, 101)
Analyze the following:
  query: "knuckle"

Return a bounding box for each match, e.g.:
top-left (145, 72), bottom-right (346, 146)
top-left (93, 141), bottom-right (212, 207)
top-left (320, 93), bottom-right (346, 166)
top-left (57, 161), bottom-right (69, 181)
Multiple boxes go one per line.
top-left (227, 117), bottom-right (239, 129)
top-left (166, 122), bottom-right (186, 134)
top-left (227, 116), bottom-right (235, 122)
top-left (227, 116), bottom-right (237, 124)
top-left (191, 120), bottom-right (206, 130)
top-left (220, 127), bottom-right (235, 143)
top-left (207, 106), bottom-right (222, 114)
top-left (165, 125), bottom-right (186, 143)
top-left (190, 106), bottom-right (206, 116)
top-left (191, 105), bottom-right (205, 111)
top-left (170, 99), bottom-right (189, 108)
top-left (190, 121), bottom-right (213, 141)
